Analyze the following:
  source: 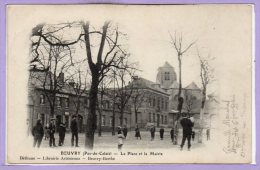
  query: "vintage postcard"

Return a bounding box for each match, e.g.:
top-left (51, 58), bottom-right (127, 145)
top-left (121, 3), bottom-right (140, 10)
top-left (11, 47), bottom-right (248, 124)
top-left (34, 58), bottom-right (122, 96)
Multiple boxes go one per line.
top-left (7, 4), bottom-right (253, 164)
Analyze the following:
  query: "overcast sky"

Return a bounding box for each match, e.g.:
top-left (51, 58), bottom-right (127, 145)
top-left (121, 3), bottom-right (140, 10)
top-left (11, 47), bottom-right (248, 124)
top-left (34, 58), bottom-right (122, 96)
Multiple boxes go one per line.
top-left (9, 4), bottom-right (252, 96)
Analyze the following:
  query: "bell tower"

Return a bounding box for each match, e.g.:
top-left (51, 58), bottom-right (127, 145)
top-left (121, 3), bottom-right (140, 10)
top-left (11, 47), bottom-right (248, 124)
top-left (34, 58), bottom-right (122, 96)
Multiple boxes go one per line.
top-left (156, 62), bottom-right (177, 89)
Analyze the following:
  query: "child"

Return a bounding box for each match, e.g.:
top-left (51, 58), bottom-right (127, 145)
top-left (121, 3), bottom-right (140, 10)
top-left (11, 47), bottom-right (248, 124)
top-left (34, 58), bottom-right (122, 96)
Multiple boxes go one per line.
top-left (44, 123), bottom-right (50, 140)
top-left (117, 127), bottom-right (125, 151)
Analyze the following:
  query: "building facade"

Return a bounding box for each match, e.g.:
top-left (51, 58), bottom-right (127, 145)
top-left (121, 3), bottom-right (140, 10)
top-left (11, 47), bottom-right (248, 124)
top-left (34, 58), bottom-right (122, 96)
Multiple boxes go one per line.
top-left (156, 62), bottom-right (210, 127)
top-left (27, 71), bottom-right (132, 134)
top-left (130, 76), bottom-right (170, 129)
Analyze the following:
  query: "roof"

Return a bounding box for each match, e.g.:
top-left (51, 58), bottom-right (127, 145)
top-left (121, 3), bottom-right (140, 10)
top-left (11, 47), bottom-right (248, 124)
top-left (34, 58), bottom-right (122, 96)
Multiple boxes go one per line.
top-left (162, 61), bottom-right (173, 68)
top-left (131, 77), bottom-right (169, 95)
top-left (29, 71), bottom-right (86, 96)
top-left (184, 82), bottom-right (200, 90)
top-left (169, 81), bottom-right (179, 89)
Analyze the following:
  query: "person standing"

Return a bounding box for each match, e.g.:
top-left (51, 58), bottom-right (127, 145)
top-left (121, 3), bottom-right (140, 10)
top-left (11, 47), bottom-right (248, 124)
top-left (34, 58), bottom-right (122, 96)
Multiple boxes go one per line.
top-left (206, 129), bottom-right (210, 141)
top-left (58, 123), bottom-right (66, 146)
top-left (117, 127), bottom-right (125, 151)
top-left (159, 127), bottom-right (164, 140)
top-left (170, 127), bottom-right (174, 143)
top-left (49, 119), bottom-right (56, 147)
top-left (32, 119), bottom-right (44, 148)
top-left (122, 126), bottom-right (128, 138)
top-left (135, 125), bottom-right (141, 140)
top-left (180, 113), bottom-right (194, 151)
top-left (70, 116), bottom-right (79, 147)
top-left (44, 123), bottom-right (50, 140)
top-left (150, 126), bottom-right (155, 141)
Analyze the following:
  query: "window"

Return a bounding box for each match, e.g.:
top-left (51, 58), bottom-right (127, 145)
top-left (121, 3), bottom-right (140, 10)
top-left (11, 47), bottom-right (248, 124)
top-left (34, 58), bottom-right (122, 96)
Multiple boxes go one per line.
top-left (165, 72), bottom-right (170, 80)
top-left (174, 95), bottom-right (178, 101)
top-left (149, 97), bottom-right (152, 107)
top-left (109, 116), bottom-right (113, 127)
top-left (153, 113), bottom-right (155, 123)
top-left (157, 98), bottom-right (160, 110)
top-left (124, 118), bottom-right (127, 126)
top-left (107, 101), bottom-right (110, 109)
top-left (56, 97), bottom-right (61, 107)
top-left (153, 97), bottom-right (156, 107)
top-left (40, 94), bottom-right (45, 104)
top-left (38, 113), bottom-right (45, 125)
top-left (84, 98), bottom-right (88, 106)
top-left (101, 115), bottom-right (106, 126)
top-left (165, 116), bottom-right (167, 124)
top-left (161, 115), bottom-right (164, 124)
top-left (165, 101), bottom-right (168, 110)
top-left (161, 99), bottom-right (164, 110)
top-left (65, 98), bottom-right (69, 108)
top-left (149, 113), bottom-right (152, 122)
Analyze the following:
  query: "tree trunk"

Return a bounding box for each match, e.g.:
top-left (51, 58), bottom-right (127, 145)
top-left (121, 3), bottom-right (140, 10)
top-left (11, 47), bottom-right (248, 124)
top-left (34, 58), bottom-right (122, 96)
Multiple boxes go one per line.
top-left (135, 110), bottom-right (138, 124)
top-left (198, 88), bottom-right (206, 143)
top-left (178, 56), bottom-right (182, 98)
top-left (174, 55), bottom-right (182, 145)
top-left (98, 109), bottom-right (102, 137)
top-left (98, 92), bottom-right (103, 137)
top-left (85, 75), bottom-right (98, 149)
top-left (50, 106), bottom-right (55, 120)
top-left (112, 103), bottom-right (115, 136)
top-left (120, 107), bottom-right (124, 126)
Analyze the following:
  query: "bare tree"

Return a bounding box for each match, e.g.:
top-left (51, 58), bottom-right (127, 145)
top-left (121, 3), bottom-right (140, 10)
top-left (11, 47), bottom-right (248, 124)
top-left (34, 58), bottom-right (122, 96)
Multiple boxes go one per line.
top-left (70, 70), bottom-right (88, 114)
top-left (97, 77), bottom-right (113, 137)
top-left (185, 96), bottom-right (194, 115)
top-left (30, 45), bottom-right (74, 119)
top-left (130, 78), bottom-right (148, 125)
top-left (114, 58), bottom-right (136, 127)
top-left (197, 49), bottom-right (214, 143)
top-left (81, 21), bottom-right (132, 149)
top-left (30, 23), bottom-right (82, 119)
top-left (169, 32), bottom-right (195, 144)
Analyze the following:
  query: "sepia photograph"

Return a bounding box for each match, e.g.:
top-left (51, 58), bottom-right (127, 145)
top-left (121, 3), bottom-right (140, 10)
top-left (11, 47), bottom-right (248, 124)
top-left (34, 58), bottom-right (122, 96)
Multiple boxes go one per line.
top-left (6, 4), bottom-right (253, 164)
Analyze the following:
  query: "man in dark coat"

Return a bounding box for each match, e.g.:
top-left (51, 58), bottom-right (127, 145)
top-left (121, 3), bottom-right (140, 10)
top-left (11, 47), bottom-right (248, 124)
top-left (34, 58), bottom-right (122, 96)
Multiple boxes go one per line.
top-left (70, 116), bottom-right (79, 147)
top-left (122, 126), bottom-right (128, 138)
top-left (159, 127), bottom-right (164, 140)
top-left (180, 113), bottom-right (194, 151)
top-left (49, 119), bottom-right (56, 147)
top-left (58, 123), bottom-right (66, 146)
top-left (170, 127), bottom-right (174, 143)
top-left (32, 119), bottom-right (44, 148)
top-left (150, 126), bottom-right (155, 141)
top-left (135, 125), bottom-right (141, 140)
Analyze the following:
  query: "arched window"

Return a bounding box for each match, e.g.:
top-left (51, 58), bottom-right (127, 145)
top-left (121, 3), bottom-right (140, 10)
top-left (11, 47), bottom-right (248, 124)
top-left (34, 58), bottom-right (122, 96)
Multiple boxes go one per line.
top-left (40, 94), bottom-right (45, 104)
top-left (65, 98), bottom-right (69, 108)
top-left (165, 72), bottom-right (170, 80)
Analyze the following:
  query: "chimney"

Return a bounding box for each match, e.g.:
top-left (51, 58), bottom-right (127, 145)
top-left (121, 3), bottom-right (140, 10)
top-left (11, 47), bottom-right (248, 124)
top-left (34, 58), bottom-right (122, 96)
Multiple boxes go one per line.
top-left (69, 81), bottom-right (75, 88)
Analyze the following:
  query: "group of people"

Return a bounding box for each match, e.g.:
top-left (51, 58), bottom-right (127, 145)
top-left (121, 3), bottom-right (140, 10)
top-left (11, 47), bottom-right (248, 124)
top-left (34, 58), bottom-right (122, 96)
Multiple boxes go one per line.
top-left (117, 113), bottom-right (197, 151)
top-left (31, 115), bottom-right (79, 148)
